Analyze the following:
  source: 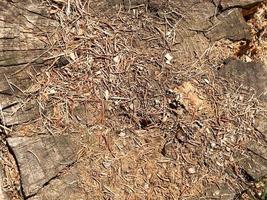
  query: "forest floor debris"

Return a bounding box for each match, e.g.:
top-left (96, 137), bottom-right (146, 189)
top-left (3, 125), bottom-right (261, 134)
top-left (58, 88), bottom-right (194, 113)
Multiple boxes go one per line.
top-left (1, 0), bottom-right (267, 199)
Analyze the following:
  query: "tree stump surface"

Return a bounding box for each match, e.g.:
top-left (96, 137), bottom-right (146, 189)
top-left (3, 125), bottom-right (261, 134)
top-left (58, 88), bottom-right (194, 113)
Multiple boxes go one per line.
top-left (7, 135), bottom-right (78, 197)
top-left (219, 58), bottom-right (267, 101)
top-left (255, 114), bottom-right (267, 140)
top-left (0, 0), bottom-right (266, 199)
top-left (0, 0), bottom-right (56, 67)
top-left (206, 8), bottom-right (252, 41)
top-left (0, 0), bottom-right (57, 127)
top-left (220, 0), bottom-right (263, 9)
top-left (0, 0), bottom-right (259, 124)
top-left (28, 169), bottom-right (87, 200)
top-left (204, 183), bottom-right (237, 200)
top-left (108, 0), bottom-right (253, 65)
top-left (218, 58), bottom-right (267, 189)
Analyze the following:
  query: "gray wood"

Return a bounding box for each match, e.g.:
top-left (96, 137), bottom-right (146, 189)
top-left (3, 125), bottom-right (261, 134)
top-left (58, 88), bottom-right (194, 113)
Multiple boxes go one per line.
top-left (238, 151), bottom-right (267, 180)
top-left (0, 0), bottom-right (56, 67)
top-left (206, 9), bottom-right (252, 41)
top-left (7, 135), bottom-right (78, 197)
top-left (219, 58), bottom-right (267, 101)
top-left (248, 142), bottom-right (267, 161)
top-left (254, 114), bottom-right (267, 140)
top-left (0, 0), bottom-right (58, 126)
top-left (107, 1), bottom-right (255, 64)
top-left (219, 58), bottom-right (267, 182)
top-left (0, 0), bottom-right (264, 199)
top-left (0, 100), bottom-right (39, 126)
top-left (220, 0), bottom-right (263, 9)
top-left (28, 169), bottom-right (87, 200)
top-left (108, 0), bottom-right (264, 10)
top-left (204, 184), bottom-right (237, 200)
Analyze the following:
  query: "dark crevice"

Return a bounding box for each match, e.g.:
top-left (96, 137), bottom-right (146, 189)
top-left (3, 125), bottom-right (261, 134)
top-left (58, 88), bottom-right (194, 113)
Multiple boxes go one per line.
top-left (240, 168), bottom-right (255, 182)
top-left (235, 40), bottom-right (258, 57)
top-left (0, 62), bottom-right (28, 68)
top-left (0, 102), bottom-right (19, 111)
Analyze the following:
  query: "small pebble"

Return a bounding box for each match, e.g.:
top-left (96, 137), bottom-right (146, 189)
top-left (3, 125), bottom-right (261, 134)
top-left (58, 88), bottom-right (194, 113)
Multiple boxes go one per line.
top-left (49, 88), bottom-right (56, 94)
top-left (102, 161), bottom-right (111, 169)
top-left (144, 183), bottom-right (149, 190)
top-left (129, 103), bottom-right (134, 110)
top-left (165, 53), bottom-right (173, 65)
top-left (210, 142), bottom-right (216, 148)
top-left (188, 167), bottom-right (196, 174)
top-left (244, 55), bottom-right (252, 62)
top-left (213, 190), bottom-right (220, 196)
top-left (226, 147), bottom-right (231, 152)
top-left (113, 55), bottom-right (120, 63)
top-left (204, 79), bottom-right (210, 84)
top-left (118, 131), bottom-right (126, 137)
top-left (162, 115), bottom-right (168, 123)
top-left (154, 99), bottom-right (160, 105)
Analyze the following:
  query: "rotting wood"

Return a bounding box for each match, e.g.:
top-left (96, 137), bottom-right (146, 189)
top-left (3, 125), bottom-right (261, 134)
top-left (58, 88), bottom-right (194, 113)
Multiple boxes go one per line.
top-left (248, 142), bottom-right (267, 161)
top-left (1, 100), bottom-right (39, 126)
top-left (218, 58), bottom-right (267, 182)
top-left (7, 135), bottom-right (78, 197)
top-left (108, 0), bottom-right (264, 11)
top-left (0, 0), bottom-right (56, 67)
top-left (254, 114), bottom-right (267, 140)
